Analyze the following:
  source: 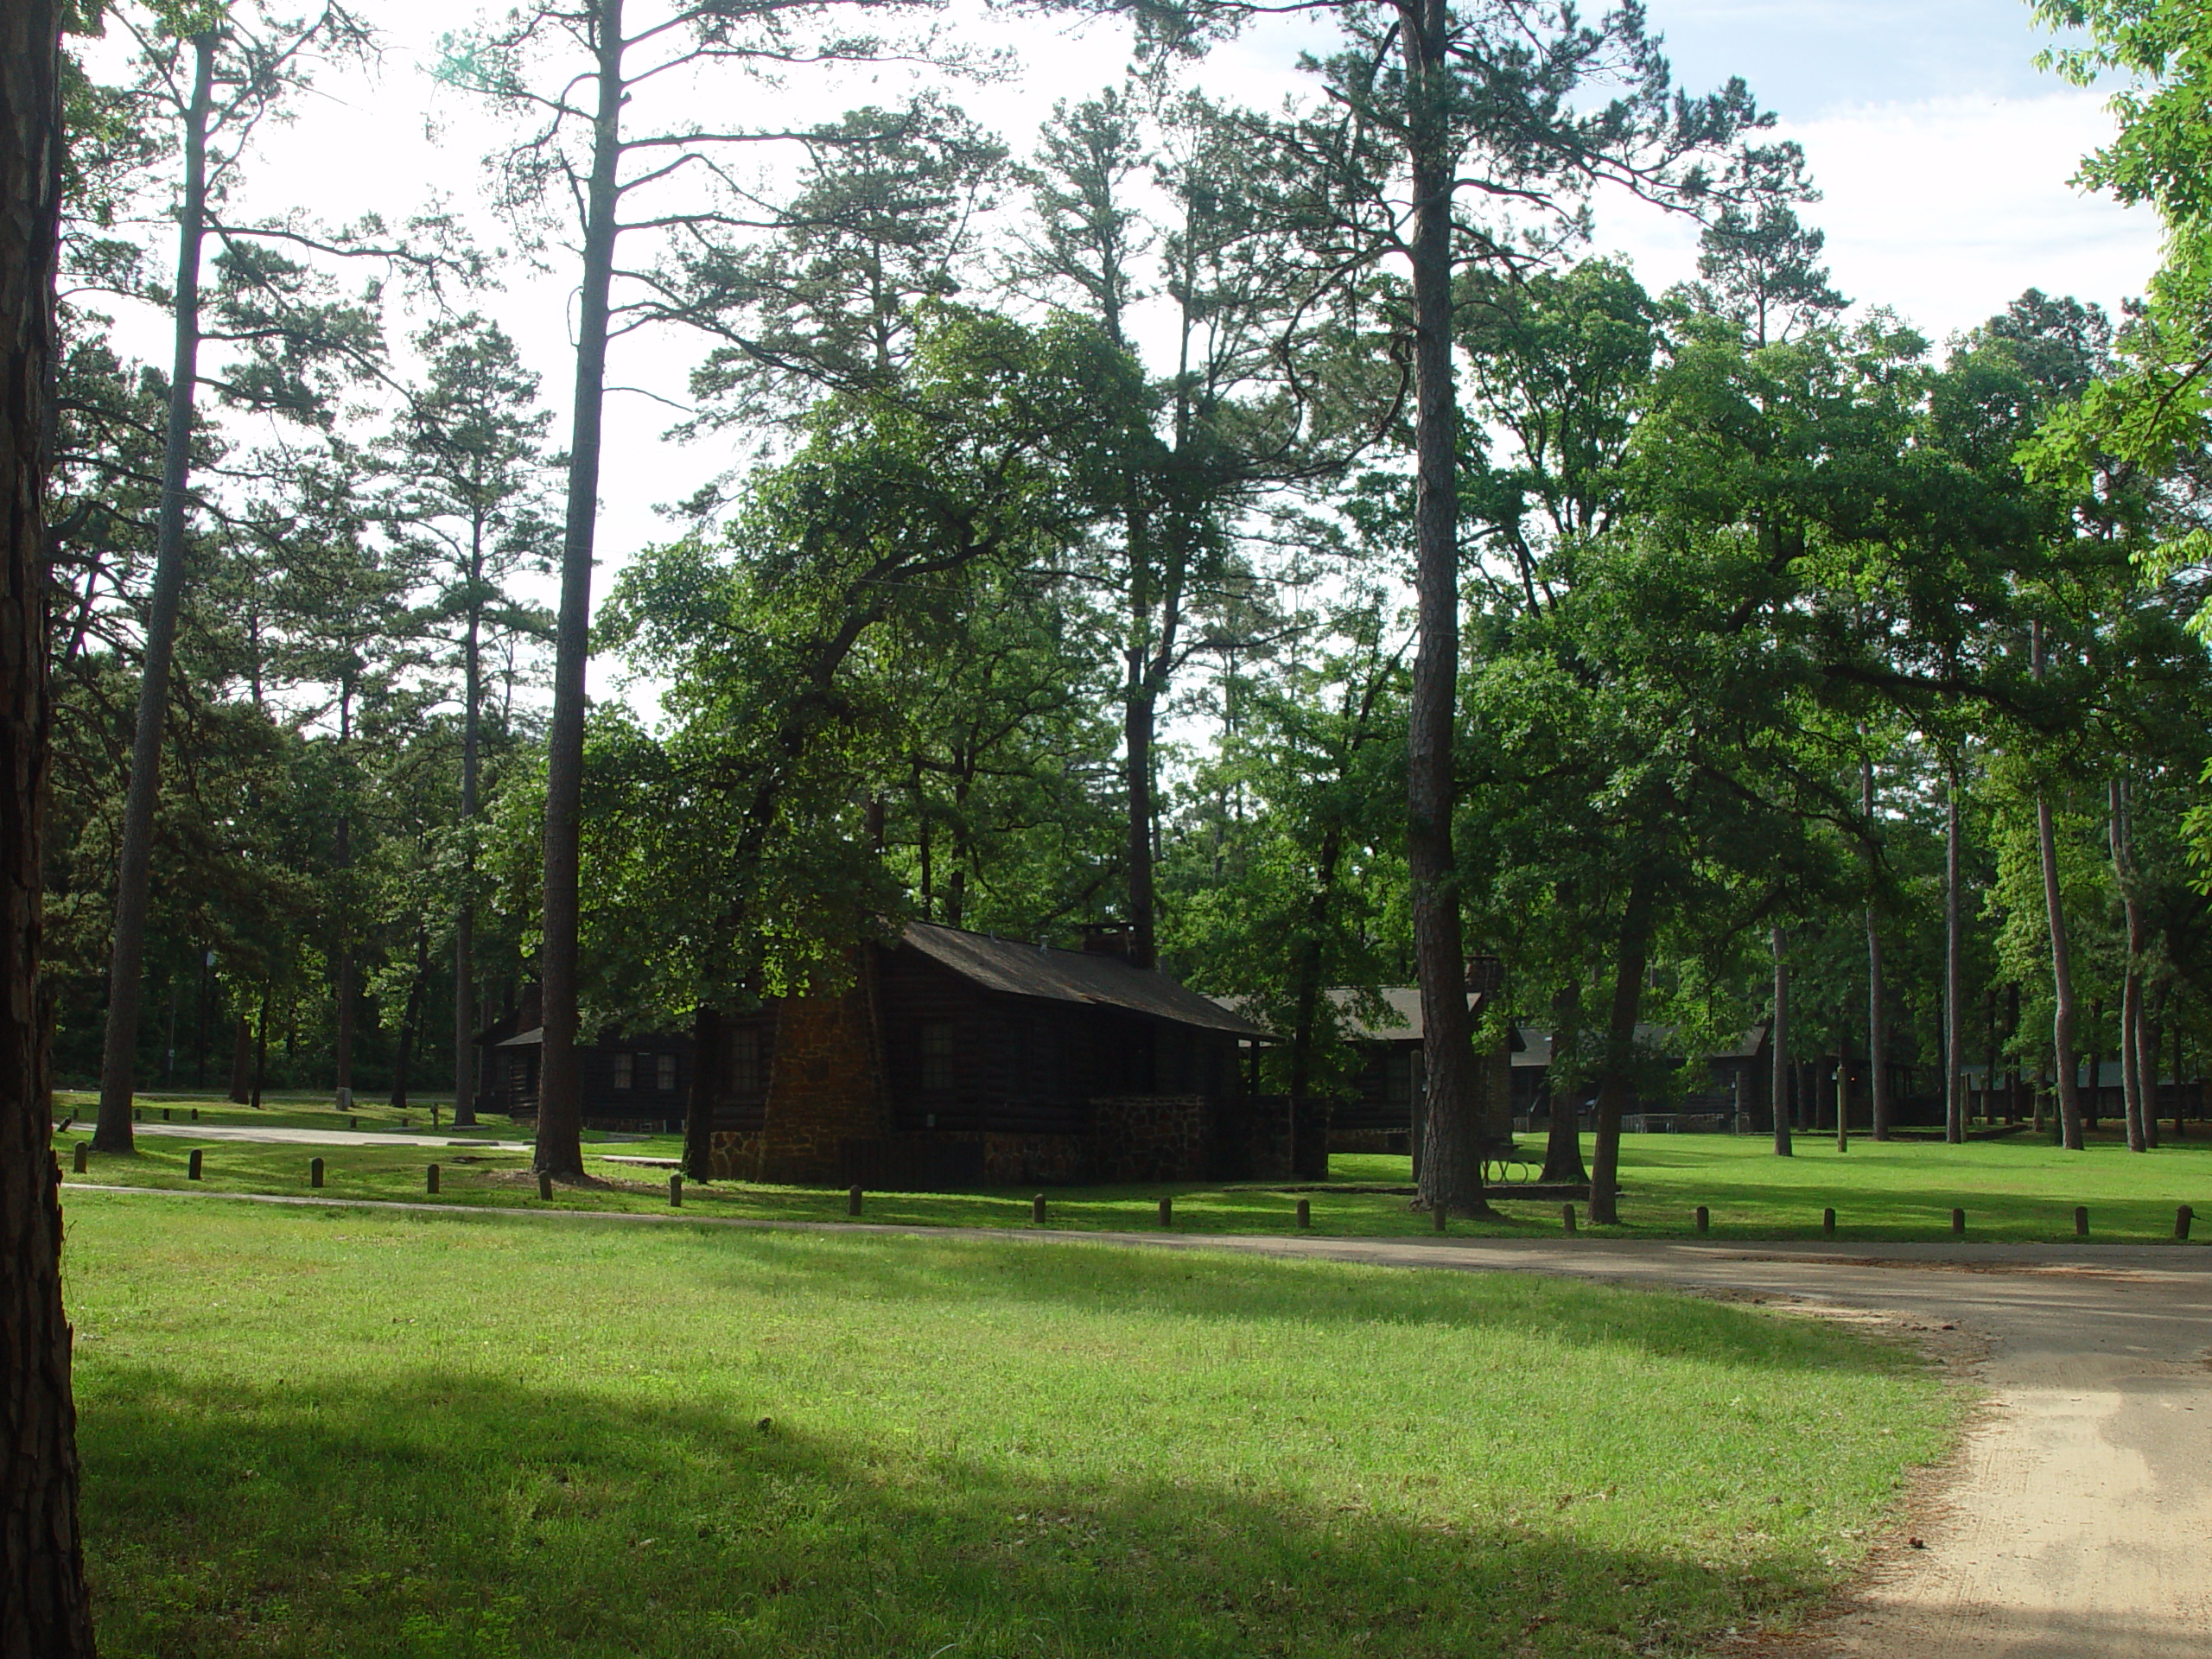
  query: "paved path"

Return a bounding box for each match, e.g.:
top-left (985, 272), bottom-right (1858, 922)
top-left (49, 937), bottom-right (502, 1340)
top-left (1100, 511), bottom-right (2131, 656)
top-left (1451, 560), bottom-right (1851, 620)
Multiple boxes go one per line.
top-left (55, 1121), bottom-right (534, 1150)
top-left (60, 1184), bottom-right (2212, 1657)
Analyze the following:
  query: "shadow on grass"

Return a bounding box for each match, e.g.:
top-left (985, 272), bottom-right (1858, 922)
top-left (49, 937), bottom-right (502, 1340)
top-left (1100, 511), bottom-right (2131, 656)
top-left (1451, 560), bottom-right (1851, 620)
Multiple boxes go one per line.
top-left (80, 1363), bottom-right (1840, 1659)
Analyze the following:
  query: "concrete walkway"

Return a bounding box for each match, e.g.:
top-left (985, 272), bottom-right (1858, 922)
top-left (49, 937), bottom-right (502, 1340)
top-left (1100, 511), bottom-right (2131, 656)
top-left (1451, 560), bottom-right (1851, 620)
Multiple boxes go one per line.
top-left (59, 1183), bottom-right (2212, 1658)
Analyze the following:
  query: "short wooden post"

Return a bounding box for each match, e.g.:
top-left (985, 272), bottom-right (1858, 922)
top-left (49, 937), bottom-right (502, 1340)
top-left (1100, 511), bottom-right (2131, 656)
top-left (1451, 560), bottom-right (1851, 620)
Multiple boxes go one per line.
top-left (347, 1116), bottom-right (356, 1130)
top-left (1157, 1195), bottom-right (1172, 1228)
top-left (1561, 1203), bottom-right (1576, 1234)
top-left (426, 1164), bottom-right (440, 1195)
top-left (189, 1107), bottom-right (198, 1122)
top-left (669, 1174), bottom-right (682, 1207)
top-left (72, 1142), bottom-right (87, 1174)
top-left (537, 1171), bottom-right (552, 1200)
top-left (1821, 1206), bottom-right (1836, 1237)
top-left (848, 1185), bottom-right (863, 1217)
top-left (162, 1108), bottom-right (170, 1121)
top-left (133, 1106), bottom-right (141, 1122)
top-left (309, 1156), bottom-right (323, 1189)
top-left (188, 1148), bottom-right (203, 1180)
top-left (1694, 1205), bottom-right (1710, 1236)
top-left (2075, 1205), bottom-right (2089, 1238)
top-left (2177, 1205), bottom-right (2193, 1242)
top-left (1031, 1193), bottom-right (1046, 1225)
top-left (1296, 1198), bottom-right (1311, 1229)
top-left (1952, 1207), bottom-right (1966, 1237)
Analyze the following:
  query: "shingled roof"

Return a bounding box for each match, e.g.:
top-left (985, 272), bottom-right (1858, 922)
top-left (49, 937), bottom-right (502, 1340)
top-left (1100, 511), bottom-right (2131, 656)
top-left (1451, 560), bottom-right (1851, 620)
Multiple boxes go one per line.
top-left (899, 922), bottom-right (1272, 1039)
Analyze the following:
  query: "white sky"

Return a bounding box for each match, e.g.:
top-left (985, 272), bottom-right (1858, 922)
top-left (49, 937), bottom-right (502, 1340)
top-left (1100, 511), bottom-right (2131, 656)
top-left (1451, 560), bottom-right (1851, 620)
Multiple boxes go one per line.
top-left (109, 0), bottom-right (2164, 714)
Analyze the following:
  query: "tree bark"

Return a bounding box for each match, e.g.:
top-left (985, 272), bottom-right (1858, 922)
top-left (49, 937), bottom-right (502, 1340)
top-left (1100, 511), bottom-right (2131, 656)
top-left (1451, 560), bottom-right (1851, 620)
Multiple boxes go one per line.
top-left (1398, 0), bottom-right (1487, 1219)
top-left (94, 31), bottom-right (215, 1154)
top-left (2109, 776), bottom-right (2148, 1154)
top-left (250, 983), bottom-right (269, 1109)
top-left (1123, 680), bottom-right (1157, 970)
top-left (225, 1012), bottom-right (250, 1103)
top-left (451, 552), bottom-right (482, 1128)
top-left (1538, 981), bottom-right (1589, 1184)
top-left (1863, 757), bottom-right (1889, 1141)
top-left (1587, 879), bottom-right (1655, 1225)
top-left (1770, 926), bottom-right (1792, 1156)
top-left (1945, 764), bottom-right (1965, 1143)
top-left (535, 0), bottom-right (626, 1179)
top-left (2031, 621), bottom-right (2083, 1150)
top-left (683, 1003), bottom-right (717, 1182)
top-left (0, 0), bottom-right (99, 1635)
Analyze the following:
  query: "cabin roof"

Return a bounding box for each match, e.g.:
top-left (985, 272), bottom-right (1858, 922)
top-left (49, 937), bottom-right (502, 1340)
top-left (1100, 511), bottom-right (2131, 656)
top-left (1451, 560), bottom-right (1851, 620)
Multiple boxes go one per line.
top-left (899, 922), bottom-right (1272, 1039)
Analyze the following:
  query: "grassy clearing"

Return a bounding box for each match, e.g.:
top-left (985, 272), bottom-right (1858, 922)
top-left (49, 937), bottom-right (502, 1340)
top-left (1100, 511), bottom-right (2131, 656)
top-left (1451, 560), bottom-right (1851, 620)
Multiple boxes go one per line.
top-left (66, 1192), bottom-right (1956, 1658)
top-left (52, 1088), bottom-right (648, 1141)
top-left (60, 1118), bottom-right (2212, 1245)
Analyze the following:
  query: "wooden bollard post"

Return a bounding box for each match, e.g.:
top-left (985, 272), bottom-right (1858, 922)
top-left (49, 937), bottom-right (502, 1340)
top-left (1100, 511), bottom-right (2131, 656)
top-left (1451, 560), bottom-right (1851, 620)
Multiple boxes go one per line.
top-left (2075, 1205), bottom-right (2089, 1238)
top-left (309, 1156), bottom-right (324, 1189)
top-left (162, 1108), bottom-right (170, 1122)
top-left (1296, 1198), bottom-right (1311, 1229)
top-left (190, 1106), bottom-right (198, 1122)
top-left (133, 1106), bottom-right (141, 1122)
top-left (1821, 1206), bottom-right (1836, 1237)
top-left (72, 1142), bottom-right (87, 1174)
top-left (1694, 1205), bottom-right (1710, 1236)
top-left (1157, 1195), bottom-right (1172, 1228)
top-left (188, 1148), bottom-right (203, 1181)
top-left (537, 1171), bottom-right (552, 1200)
top-left (1952, 1207), bottom-right (1966, 1237)
top-left (426, 1164), bottom-right (440, 1195)
top-left (2177, 1205), bottom-right (2194, 1242)
top-left (1031, 1194), bottom-right (1046, 1225)
top-left (848, 1185), bottom-right (863, 1217)
top-left (1561, 1203), bottom-right (1577, 1234)
top-left (669, 1174), bottom-right (682, 1207)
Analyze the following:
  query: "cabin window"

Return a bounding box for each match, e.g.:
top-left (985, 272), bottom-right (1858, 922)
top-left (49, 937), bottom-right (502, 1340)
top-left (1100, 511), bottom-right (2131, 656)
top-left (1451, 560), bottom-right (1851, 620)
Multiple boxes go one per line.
top-left (613, 1052), bottom-right (633, 1091)
top-left (727, 1029), bottom-right (760, 1097)
top-left (920, 1020), bottom-right (956, 1091)
top-left (657, 1052), bottom-right (677, 1091)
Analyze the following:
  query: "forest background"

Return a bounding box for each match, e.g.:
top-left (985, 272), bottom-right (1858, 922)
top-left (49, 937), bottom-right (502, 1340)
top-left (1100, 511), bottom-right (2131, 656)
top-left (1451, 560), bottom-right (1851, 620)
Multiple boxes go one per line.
top-left (46, 0), bottom-right (2212, 1203)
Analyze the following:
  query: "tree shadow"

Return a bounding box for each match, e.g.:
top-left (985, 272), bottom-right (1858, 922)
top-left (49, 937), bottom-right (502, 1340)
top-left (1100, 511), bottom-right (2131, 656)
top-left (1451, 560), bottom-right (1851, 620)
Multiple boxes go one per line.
top-left (79, 1363), bottom-right (1856, 1659)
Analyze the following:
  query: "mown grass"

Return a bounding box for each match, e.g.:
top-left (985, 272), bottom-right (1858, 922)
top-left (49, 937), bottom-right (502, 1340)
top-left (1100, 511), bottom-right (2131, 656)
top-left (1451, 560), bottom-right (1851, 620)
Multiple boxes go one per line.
top-left (60, 1118), bottom-right (2212, 1245)
top-left (65, 1192), bottom-right (1957, 1658)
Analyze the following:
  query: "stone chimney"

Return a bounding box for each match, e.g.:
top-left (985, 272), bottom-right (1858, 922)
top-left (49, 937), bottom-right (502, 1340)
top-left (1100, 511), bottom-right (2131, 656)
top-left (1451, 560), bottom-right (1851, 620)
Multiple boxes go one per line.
top-left (1078, 923), bottom-right (1137, 963)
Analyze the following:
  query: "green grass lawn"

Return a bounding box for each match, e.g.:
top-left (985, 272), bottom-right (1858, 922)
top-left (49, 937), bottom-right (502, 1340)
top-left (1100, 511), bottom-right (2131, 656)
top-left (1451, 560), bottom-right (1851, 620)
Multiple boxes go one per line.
top-left (52, 1087), bottom-right (655, 1141)
top-left (65, 1192), bottom-right (1957, 1658)
top-left (60, 1119), bottom-right (2212, 1245)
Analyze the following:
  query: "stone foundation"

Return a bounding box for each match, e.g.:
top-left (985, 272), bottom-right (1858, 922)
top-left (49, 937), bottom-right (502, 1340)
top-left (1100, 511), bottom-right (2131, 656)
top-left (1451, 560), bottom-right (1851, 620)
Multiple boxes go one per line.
top-left (709, 1130), bottom-right (764, 1180)
top-left (1090, 1095), bottom-right (1211, 1184)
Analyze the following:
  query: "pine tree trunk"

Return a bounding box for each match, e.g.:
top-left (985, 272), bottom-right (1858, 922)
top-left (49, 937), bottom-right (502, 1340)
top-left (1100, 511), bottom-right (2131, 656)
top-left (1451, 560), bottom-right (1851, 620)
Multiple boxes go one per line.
top-left (226, 1013), bottom-right (250, 1103)
top-left (1123, 681), bottom-right (1156, 970)
top-left (683, 1004), bottom-right (716, 1182)
top-left (1398, 0), bottom-right (1486, 1219)
top-left (1862, 756), bottom-right (1889, 1141)
top-left (1539, 982), bottom-right (1589, 1184)
top-left (1587, 880), bottom-right (1655, 1226)
top-left (2110, 777), bottom-right (2148, 1154)
top-left (2032, 622), bottom-right (2083, 1149)
top-left (0, 0), bottom-right (98, 1633)
top-left (1945, 767), bottom-right (1965, 1142)
top-left (451, 568), bottom-right (481, 1128)
top-left (93, 31), bottom-right (215, 1154)
top-left (535, 0), bottom-right (625, 1179)
top-left (250, 983), bottom-right (269, 1109)
top-left (1770, 927), bottom-right (1792, 1156)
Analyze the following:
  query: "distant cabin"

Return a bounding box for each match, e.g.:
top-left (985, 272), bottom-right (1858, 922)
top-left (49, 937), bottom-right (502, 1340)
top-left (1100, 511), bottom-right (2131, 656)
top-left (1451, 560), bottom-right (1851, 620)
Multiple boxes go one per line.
top-left (695, 921), bottom-right (1304, 1188)
top-left (472, 985), bottom-right (692, 1130)
top-left (1324, 987), bottom-right (1525, 1154)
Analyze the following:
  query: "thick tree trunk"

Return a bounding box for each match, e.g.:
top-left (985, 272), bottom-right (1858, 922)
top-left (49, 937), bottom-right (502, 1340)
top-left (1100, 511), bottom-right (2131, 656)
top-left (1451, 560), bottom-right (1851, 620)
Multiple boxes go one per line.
top-left (535, 0), bottom-right (626, 1179)
top-left (1945, 767), bottom-right (1965, 1143)
top-left (0, 0), bottom-right (99, 1635)
top-left (683, 1004), bottom-right (716, 1182)
top-left (1398, 0), bottom-right (1486, 1219)
top-left (1587, 880), bottom-right (1656, 1226)
top-left (2031, 622), bottom-right (2083, 1150)
top-left (250, 983), bottom-right (269, 1109)
top-left (94, 32), bottom-right (215, 1154)
top-left (1770, 926), bottom-right (1792, 1156)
